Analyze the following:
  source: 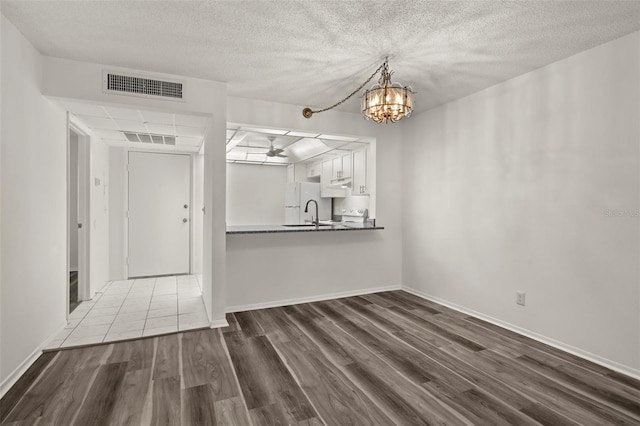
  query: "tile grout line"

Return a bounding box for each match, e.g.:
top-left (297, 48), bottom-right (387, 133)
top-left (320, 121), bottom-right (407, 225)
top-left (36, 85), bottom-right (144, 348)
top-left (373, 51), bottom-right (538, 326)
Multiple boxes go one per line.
top-left (139, 277), bottom-right (158, 336)
top-left (175, 277), bottom-right (180, 332)
top-left (102, 279), bottom-right (137, 341)
top-left (59, 281), bottom-right (111, 347)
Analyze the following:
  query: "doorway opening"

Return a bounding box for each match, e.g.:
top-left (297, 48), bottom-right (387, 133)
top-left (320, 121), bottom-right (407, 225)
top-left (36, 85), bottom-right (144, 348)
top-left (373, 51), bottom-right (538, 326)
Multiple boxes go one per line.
top-left (59, 100), bottom-right (209, 341)
top-left (68, 125), bottom-right (90, 315)
top-left (69, 130), bottom-right (80, 313)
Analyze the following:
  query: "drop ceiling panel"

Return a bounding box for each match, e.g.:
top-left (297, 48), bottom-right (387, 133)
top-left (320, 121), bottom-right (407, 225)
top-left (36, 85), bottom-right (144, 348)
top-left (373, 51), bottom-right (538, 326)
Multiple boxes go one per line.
top-left (175, 126), bottom-right (205, 138)
top-left (287, 131), bottom-right (320, 138)
top-left (226, 127), bottom-right (370, 165)
top-left (141, 111), bottom-right (174, 125)
top-left (227, 151), bottom-right (247, 161)
top-left (94, 129), bottom-right (127, 141)
top-left (319, 140), bottom-right (352, 150)
top-left (105, 106), bottom-right (143, 121)
top-left (114, 119), bottom-right (149, 133)
top-left (176, 136), bottom-right (203, 146)
top-left (63, 101), bottom-right (205, 153)
top-left (175, 114), bottom-right (210, 128)
top-left (77, 115), bottom-right (119, 130)
top-left (63, 101), bottom-right (109, 118)
top-left (241, 133), bottom-right (299, 149)
top-left (145, 123), bottom-right (175, 135)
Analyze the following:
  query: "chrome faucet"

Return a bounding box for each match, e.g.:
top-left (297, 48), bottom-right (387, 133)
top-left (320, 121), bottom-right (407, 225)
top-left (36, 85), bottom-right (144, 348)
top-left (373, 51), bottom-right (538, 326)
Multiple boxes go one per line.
top-left (304, 199), bottom-right (319, 229)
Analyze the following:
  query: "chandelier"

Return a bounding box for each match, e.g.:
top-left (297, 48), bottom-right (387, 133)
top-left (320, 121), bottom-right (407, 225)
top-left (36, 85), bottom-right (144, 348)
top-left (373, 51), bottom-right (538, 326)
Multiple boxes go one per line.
top-left (303, 57), bottom-right (414, 123)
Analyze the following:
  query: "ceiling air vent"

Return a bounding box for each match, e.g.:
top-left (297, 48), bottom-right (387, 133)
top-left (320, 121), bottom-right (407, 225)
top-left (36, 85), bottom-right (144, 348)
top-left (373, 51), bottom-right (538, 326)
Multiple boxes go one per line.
top-left (104, 71), bottom-right (183, 100)
top-left (123, 132), bottom-right (176, 146)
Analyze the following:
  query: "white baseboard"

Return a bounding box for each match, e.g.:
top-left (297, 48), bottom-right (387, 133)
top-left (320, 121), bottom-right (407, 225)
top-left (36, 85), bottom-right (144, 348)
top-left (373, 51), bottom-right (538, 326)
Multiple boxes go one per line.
top-left (210, 319), bottom-right (230, 328)
top-left (226, 284), bottom-right (402, 313)
top-left (0, 320), bottom-right (67, 399)
top-left (402, 286), bottom-right (640, 381)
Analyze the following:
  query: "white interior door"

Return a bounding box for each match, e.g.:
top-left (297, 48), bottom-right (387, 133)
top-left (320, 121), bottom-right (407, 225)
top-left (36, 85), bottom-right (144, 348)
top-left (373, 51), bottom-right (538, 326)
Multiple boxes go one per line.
top-left (128, 152), bottom-right (191, 277)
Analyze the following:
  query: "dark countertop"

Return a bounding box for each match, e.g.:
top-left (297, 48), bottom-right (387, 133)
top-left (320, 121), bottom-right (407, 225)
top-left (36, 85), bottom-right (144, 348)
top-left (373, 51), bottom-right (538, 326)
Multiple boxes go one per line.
top-left (226, 222), bottom-right (383, 234)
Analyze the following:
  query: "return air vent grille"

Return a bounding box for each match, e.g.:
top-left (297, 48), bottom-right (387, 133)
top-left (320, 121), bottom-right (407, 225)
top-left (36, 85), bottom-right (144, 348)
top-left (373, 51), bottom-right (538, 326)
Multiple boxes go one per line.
top-left (106, 73), bottom-right (183, 99)
top-left (123, 132), bottom-right (176, 145)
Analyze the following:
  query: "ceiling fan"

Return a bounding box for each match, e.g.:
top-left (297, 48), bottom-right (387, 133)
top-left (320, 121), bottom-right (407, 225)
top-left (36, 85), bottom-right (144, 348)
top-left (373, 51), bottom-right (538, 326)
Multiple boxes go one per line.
top-left (244, 136), bottom-right (287, 158)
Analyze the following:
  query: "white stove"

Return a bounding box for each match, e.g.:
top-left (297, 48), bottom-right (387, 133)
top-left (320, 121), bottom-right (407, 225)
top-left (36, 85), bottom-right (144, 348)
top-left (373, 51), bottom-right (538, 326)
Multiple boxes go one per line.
top-left (341, 208), bottom-right (369, 223)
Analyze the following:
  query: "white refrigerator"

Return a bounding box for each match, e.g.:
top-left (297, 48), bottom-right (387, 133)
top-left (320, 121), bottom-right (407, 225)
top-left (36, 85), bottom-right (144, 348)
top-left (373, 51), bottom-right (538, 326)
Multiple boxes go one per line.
top-left (284, 182), bottom-right (331, 225)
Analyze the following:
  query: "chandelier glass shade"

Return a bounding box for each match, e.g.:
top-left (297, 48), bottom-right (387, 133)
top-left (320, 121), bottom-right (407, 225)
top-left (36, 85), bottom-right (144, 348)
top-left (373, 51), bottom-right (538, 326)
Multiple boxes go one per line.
top-left (302, 57), bottom-right (414, 123)
top-left (361, 63), bottom-right (413, 123)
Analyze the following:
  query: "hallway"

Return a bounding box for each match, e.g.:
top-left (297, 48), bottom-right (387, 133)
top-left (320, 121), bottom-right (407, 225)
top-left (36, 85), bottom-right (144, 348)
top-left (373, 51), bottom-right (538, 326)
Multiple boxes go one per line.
top-left (47, 275), bottom-right (208, 348)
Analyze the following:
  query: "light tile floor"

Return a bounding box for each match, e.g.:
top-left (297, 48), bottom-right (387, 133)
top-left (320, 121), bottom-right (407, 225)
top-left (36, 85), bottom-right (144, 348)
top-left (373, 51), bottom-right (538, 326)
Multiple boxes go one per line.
top-left (46, 274), bottom-right (209, 349)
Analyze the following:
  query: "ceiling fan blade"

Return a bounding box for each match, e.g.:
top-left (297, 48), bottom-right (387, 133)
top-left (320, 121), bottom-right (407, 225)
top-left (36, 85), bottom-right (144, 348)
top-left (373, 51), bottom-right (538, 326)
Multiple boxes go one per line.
top-left (276, 153), bottom-right (288, 157)
top-left (273, 148), bottom-right (284, 155)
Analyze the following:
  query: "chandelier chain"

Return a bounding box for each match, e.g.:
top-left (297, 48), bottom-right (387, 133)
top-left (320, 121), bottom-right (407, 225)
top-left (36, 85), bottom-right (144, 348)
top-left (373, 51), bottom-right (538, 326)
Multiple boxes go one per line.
top-left (308, 59), bottom-right (388, 114)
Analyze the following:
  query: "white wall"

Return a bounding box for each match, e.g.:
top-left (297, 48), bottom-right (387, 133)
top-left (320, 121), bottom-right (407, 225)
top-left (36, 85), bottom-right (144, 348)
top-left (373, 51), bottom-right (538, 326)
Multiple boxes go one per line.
top-left (108, 147), bottom-right (126, 280)
top-left (403, 32), bottom-right (640, 376)
top-left (1, 15), bottom-right (68, 387)
top-left (227, 163), bottom-right (287, 226)
top-left (226, 98), bottom-right (403, 310)
top-left (192, 153), bottom-right (204, 277)
top-left (88, 132), bottom-right (109, 296)
top-left (0, 13), bottom-right (4, 387)
top-left (69, 132), bottom-right (79, 270)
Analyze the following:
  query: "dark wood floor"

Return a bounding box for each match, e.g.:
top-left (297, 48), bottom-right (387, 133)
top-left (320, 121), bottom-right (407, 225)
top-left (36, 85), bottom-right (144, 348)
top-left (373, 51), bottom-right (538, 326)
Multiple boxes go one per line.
top-left (2, 290), bottom-right (639, 425)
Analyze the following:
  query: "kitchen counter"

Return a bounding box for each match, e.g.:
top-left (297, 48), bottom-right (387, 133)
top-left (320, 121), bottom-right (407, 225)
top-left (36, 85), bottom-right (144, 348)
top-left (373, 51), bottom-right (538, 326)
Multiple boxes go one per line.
top-left (226, 222), bottom-right (384, 234)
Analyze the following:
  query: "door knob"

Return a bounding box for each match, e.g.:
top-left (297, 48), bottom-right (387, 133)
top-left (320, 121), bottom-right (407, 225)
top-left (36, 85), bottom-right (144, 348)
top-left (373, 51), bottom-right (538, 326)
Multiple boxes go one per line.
top-left (183, 218), bottom-right (188, 223)
top-left (184, 204), bottom-right (188, 208)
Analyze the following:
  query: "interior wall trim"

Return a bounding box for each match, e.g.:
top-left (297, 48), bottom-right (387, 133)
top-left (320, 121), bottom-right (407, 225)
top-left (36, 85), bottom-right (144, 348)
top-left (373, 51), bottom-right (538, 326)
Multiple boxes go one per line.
top-left (225, 284), bottom-right (402, 313)
top-left (209, 318), bottom-right (230, 328)
top-left (402, 285), bottom-right (640, 381)
top-left (0, 321), bottom-right (67, 399)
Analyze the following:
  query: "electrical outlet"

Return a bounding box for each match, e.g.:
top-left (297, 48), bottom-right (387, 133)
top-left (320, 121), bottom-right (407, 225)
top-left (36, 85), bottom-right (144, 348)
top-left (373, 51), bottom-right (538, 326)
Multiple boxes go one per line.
top-left (516, 291), bottom-right (526, 306)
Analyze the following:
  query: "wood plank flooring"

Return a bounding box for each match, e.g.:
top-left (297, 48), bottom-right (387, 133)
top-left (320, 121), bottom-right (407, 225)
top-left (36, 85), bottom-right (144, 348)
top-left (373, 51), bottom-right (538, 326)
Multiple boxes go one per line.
top-left (2, 290), bottom-right (639, 425)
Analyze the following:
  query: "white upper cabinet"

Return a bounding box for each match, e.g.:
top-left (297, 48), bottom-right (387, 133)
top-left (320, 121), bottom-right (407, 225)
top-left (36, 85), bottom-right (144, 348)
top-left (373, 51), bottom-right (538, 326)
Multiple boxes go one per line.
top-left (320, 160), bottom-right (346, 198)
top-left (331, 157), bottom-right (342, 180)
top-left (352, 147), bottom-right (369, 195)
top-left (330, 153), bottom-right (352, 181)
top-left (341, 153), bottom-right (352, 179)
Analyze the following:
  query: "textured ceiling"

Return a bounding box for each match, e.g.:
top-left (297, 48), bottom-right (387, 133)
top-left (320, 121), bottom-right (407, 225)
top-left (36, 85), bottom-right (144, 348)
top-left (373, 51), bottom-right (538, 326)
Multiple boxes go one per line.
top-left (3, 1), bottom-right (640, 114)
